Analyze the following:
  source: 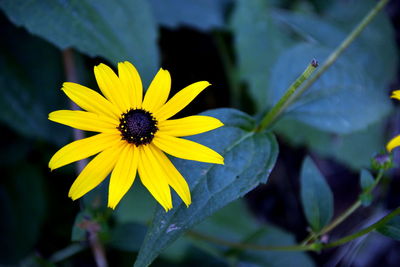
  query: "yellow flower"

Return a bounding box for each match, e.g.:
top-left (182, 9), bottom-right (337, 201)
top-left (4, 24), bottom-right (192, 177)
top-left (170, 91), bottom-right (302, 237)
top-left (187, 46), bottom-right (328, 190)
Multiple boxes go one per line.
top-left (49, 62), bottom-right (224, 211)
top-left (387, 90), bottom-right (400, 152)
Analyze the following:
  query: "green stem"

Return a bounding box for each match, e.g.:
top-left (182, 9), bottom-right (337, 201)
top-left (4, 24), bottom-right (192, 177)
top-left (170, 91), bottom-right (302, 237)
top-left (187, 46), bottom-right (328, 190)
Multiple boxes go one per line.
top-left (302, 169), bottom-right (385, 245)
top-left (323, 206), bottom-right (400, 249)
top-left (187, 205), bottom-right (400, 253)
top-left (187, 230), bottom-right (313, 252)
top-left (257, 60), bottom-right (318, 131)
top-left (257, 0), bottom-right (389, 131)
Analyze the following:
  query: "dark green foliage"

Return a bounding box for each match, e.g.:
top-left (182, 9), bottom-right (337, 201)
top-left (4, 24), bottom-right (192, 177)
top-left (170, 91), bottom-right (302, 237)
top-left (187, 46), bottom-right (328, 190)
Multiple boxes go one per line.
top-left (376, 216), bottom-right (400, 241)
top-left (300, 157), bottom-right (333, 232)
top-left (0, 0), bottom-right (159, 84)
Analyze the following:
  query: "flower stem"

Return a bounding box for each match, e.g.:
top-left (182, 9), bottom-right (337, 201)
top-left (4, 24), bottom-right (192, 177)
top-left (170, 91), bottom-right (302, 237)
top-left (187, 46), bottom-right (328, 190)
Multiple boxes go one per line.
top-left (256, 60), bottom-right (318, 131)
top-left (187, 230), bottom-right (314, 252)
top-left (301, 169), bottom-right (385, 245)
top-left (62, 48), bottom-right (108, 267)
top-left (256, 0), bottom-right (389, 132)
top-left (322, 206), bottom-right (400, 249)
top-left (187, 205), bottom-right (399, 253)
top-left (49, 243), bottom-right (87, 263)
top-left (62, 49), bottom-right (87, 173)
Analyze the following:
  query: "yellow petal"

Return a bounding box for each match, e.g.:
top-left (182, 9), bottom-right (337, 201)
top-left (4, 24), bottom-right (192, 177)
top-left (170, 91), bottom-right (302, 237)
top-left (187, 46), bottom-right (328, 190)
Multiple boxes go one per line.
top-left (387, 135), bottom-right (400, 152)
top-left (62, 82), bottom-right (120, 119)
top-left (94, 63), bottom-right (130, 112)
top-left (137, 146), bottom-right (172, 211)
top-left (68, 142), bottom-right (125, 200)
top-left (142, 68), bottom-right (171, 112)
top-left (49, 110), bottom-right (118, 133)
top-left (49, 132), bottom-right (121, 171)
top-left (391, 90), bottom-right (400, 101)
top-left (118, 61), bottom-right (143, 109)
top-left (153, 134), bottom-right (224, 164)
top-left (154, 81), bottom-right (210, 121)
top-left (149, 144), bottom-right (191, 206)
top-left (108, 144), bottom-right (139, 209)
top-left (158, 115), bottom-right (223, 137)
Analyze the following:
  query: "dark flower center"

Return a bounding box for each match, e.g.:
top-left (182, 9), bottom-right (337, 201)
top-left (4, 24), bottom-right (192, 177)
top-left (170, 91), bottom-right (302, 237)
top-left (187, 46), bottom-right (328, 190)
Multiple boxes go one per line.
top-left (117, 109), bottom-right (158, 146)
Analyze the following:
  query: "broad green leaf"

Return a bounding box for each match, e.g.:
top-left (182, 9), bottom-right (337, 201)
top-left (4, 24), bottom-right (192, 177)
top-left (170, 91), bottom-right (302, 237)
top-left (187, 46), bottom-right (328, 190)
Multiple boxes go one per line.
top-left (0, 164), bottom-right (46, 264)
top-left (275, 119), bottom-right (386, 170)
top-left (0, 19), bottom-right (69, 144)
top-left (192, 200), bottom-right (315, 267)
top-left (273, 0), bottom-right (397, 89)
top-left (149, 0), bottom-right (227, 31)
top-left (230, 0), bottom-right (292, 110)
top-left (0, 0), bottom-right (158, 84)
top-left (376, 216), bottom-right (400, 241)
top-left (300, 157), bottom-right (333, 232)
top-left (269, 43), bottom-right (392, 134)
top-left (134, 108), bottom-right (279, 267)
top-left (272, 9), bottom-right (346, 48)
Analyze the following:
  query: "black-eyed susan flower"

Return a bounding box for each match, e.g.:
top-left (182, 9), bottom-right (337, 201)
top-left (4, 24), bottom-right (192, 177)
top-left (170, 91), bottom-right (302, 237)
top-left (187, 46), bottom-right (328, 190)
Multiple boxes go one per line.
top-left (387, 90), bottom-right (400, 152)
top-left (49, 62), bottom-right (224, 211)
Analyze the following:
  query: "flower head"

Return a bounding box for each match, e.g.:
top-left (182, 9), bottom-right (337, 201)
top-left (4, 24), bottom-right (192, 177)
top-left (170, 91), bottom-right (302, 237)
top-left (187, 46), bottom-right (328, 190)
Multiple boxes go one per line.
top-left (387, 90), bottom-right (400, 153)
top-left (49, 62), bottom-right (224, 210)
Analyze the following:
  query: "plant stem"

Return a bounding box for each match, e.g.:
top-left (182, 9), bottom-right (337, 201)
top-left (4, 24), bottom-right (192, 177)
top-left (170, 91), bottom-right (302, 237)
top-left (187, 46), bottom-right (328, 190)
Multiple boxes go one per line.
top-left (256, 60), bottom-right (318, 131)
top-left (187, 230), bottom-right (314, 252)
top-left (256, 0), bottom-right (389, 131)
top-left (49, 243), bottom-right (87, 263)
top-left (301, 169), bottom-right (385, 245)
top-left (62, 48), bottom-right (108, 267)
top-left (187, 205), bottom-right (400, 253)
top-left (62, 48), bottom-right (87, 173)
top-left (323, 206), bottom-right (400, 249)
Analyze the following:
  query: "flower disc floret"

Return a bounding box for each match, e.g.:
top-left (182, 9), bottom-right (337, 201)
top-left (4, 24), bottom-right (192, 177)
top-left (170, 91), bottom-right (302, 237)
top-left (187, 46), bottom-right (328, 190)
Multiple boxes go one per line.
top-left (118, 109), bottom-right (158, 146)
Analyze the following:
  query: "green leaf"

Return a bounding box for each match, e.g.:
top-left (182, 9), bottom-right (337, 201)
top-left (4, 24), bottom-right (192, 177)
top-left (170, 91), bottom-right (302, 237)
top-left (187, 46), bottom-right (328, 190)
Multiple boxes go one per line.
top-left (149, 0), bottom-right (226, 31)
top-left (376, 216), bottom-right (400, 241)
top-left (192, 200), bottom-right (315, 267)
top-left (230, 0), bottom-right (292, 110)
top-left (275, 119), bottom-right (386, 170)
top-left (269, 43), bottom-right (392, 134)
top-left (300, 156), bottom-right (334, 232)
top-left (0, 164), bottom-right (46, 264)
top-left (273, 0), bottom-right (397, 89)
top-left (0, 0), bottom-right (158, 84)
top-left (359, 168), bottom-right (375, 207)
top-left (326, 0), bottom-right (397, 86)
top-left (134, 108), bottom-right (279, 267)
top-left (360, 169), bottom-right (374, 192)
top-left (359, 193), bottom-right (373, 207)
top-left (0, 19), bottom-right (69, 144)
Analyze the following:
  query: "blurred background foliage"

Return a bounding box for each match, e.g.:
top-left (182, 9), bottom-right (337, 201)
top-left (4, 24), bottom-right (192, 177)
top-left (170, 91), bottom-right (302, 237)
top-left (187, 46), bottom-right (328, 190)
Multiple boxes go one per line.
top-left (0, 0), bottom-right (400, 266)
